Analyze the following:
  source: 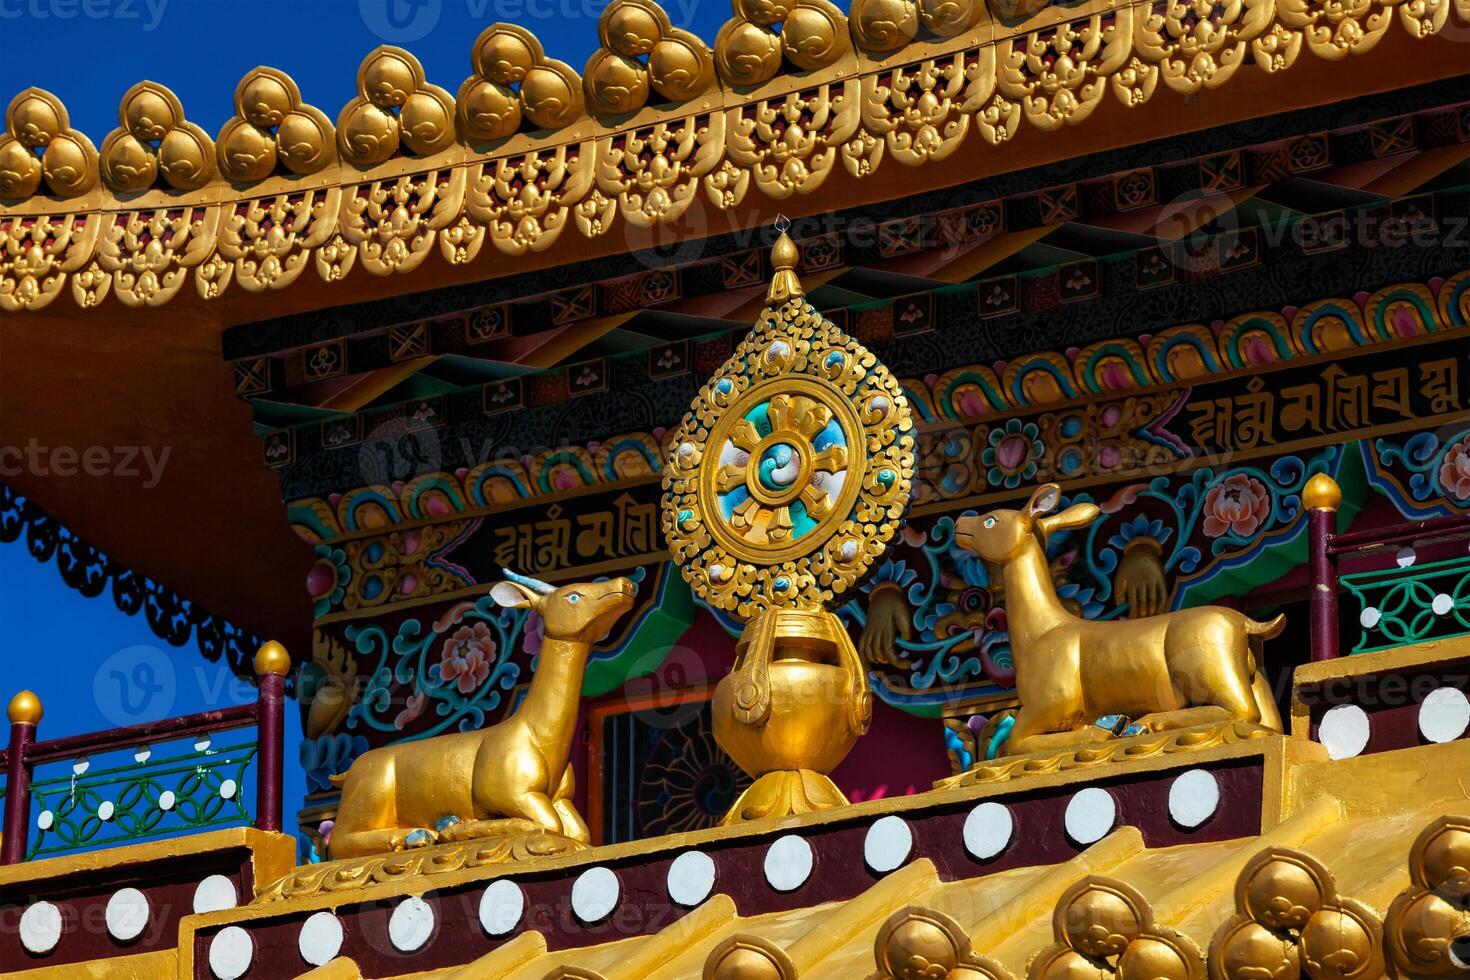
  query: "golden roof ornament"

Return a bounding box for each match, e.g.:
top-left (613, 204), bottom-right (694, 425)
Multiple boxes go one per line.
top-left (661, 219), bottom-right (916, 824)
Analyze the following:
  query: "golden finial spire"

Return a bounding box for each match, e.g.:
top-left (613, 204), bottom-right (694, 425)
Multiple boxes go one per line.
top-left (766, 215), bottom-right (804, 305)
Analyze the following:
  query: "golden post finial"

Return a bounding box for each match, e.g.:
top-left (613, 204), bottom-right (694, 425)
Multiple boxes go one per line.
top-left (766, 214), bottom-right (804, 305)
top-left (8, 690), bottom-right (42, 725)
top-left (253, 640), bottom-right (291, 677)
top-left (1303, 473), bottom-right (1342, 512)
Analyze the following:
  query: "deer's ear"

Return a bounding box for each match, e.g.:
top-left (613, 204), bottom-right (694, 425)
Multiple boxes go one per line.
top-left (490, 580), bottom-right (539, 609)
top-left (1026, 483), bottom-right (1062, 518)
top-left (1038, 502), bottom-right (1100, 538)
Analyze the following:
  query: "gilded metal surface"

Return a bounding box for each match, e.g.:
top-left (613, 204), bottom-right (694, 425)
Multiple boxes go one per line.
top-left (1209, 847), bottom-right (1386, 979)
top-left (661, 234), bottom-right (915, 618)
top-left (3, 0), bottom-right (1460, 310)
top-left (704, 934), bottom-right (798, 980)
top-left (663, 232), bottom-right (911, 822)
top-left (874, 905), bottom-right (1017, 979)
top-left (1302, 472), bottom-right (1343, 511)
top-left (954, 483), bottom-right (1284, 757)
top-left (7, 688), bottom-right (42, 724)
top-left (1385, 814), bottom-right (1470, 976)
top-left (935, 720), bottom-right (1275, 789)
top-left (325, 574), bottom-right (633, 858)
top-left (1030, 876), bottom-right (1204, 979)
top-left (585, 0), bottom-right (715, 116)
top-left (253, 830), bottom-right (586, 902)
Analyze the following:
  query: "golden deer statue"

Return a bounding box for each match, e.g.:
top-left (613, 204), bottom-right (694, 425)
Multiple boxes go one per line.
top-left (955, 484), bottom-right (1283, 756)
top-left (327, 572), bottom-right (634, 858)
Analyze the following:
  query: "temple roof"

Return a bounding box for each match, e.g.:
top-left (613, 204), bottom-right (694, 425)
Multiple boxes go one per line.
top-left (1, 0), bottom-right (1464, 316)
top-left (1, 0), bottom-right (1465, 652)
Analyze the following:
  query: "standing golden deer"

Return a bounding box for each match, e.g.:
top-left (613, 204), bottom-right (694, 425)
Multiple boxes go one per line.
top-left (327, 572), bottom-right (634, 859)
top-left (955, 484), bottom-right (1283, 756)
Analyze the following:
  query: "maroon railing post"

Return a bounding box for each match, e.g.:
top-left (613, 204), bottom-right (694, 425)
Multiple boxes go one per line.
top-left (1304, 474), bottom-right (1342, 662)
top-left (253, 641), bottom-right (290, 834)
top-left (2, 691), bottom-right (42, 865)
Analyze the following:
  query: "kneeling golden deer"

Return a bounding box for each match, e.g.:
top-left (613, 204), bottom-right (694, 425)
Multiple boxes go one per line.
top-left (327, 572), bottom-right (634, 858)
top-left (955, 484), bottom-right (1283, 756)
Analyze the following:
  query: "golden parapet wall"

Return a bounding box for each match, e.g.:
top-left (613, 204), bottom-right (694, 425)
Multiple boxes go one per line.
top-left (0, 826), bottom-right (295, 980)
top-left (3, 703), bottom-right (1465, 977)
top-left (2, 0), bottom-right (1467, 311)
top-left (165, 734), bottom-right (1468, 979)
top-left (1289, 633), bottom-right (1470, 755)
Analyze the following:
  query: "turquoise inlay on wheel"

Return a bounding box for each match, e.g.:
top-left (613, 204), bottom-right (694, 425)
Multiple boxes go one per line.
top-left (789, 500), bottom-right (817, 539)
top-left (814, 420), bottom-right (844, 451)
top-left (758, 442), bottom-right (801, 491)
top-left (744, 403), bottom-right (773, 438)
top-left (720, 485), bottom-right (748, 520)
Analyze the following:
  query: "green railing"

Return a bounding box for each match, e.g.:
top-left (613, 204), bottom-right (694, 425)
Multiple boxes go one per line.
top-left (1343, 553), bottom-right (1470, 655)
top-left (3, 642), bottom-right (289, 865)
top-left (23, 738), bottom-right (258, 859)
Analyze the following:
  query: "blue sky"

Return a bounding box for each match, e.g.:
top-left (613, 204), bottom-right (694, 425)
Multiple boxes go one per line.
top-left (1, 539), bottom-right (306, 851)
top-left (4, 0), bottom-right (732, 141)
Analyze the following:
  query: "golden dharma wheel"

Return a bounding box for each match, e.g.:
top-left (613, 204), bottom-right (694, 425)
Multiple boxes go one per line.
top-left (660, 240), bottom-right (916, 619)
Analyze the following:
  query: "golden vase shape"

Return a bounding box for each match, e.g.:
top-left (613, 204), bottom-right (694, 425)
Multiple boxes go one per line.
top-left (712, 606), bottom-right (872, 824)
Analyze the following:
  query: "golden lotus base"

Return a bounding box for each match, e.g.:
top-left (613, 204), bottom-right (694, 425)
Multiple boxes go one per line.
top-left (720, 768), bottom-right (850, 825)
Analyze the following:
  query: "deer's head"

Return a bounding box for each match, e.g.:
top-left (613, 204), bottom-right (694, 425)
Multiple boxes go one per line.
top-left (954, 483), bottom-right (1100, 564)
top-left (489, 572), bottom-right (636, 644)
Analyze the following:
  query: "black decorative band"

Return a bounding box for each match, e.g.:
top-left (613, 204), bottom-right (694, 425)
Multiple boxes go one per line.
top-left (0, 481), bottom-right (268, 686)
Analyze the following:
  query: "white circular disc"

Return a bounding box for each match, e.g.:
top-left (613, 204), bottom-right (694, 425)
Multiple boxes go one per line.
top-left (20, 901), bottom-right (63, 955)
top-left (963, 802), bottom-right (1014, 861)
top-left (208, 926), bottom-right (254, 980)
top-left (764, 835), bottom-right (813, 892)
top-left (1319, 704), bottom-right (1371, 760)
top-left (37, 809), bottom-right (54, 831)
top-left (298, 911), bottom-right (344, 967)
top-left (158, 791), bottom-right (176, 811)
top-left (1360, 606), bottom-right (1381, 630)
top-left (219, 779), bottom-right (238, 800)
top-left (1431, 593), bottom-right (1454, 616)
top-left (193, 875), bottom-right (239, 914)
top-left (571, 867), bottom-right (621, 924)
top-left (72, 758), bottom-right (90, 775)
top-left (478, 880), bottom-right (525, 936)
top-left (195, 737), bottom-right (212, 752)
top-left (667, 851), bottom-right (717, 907)
top-left (97, 801), bottom-right (115, 821)
top-left (1168, 769), bottom-right (1221, 829)
top-left (1064, 787), bottom-right (1117, 845)
top-left (388, 896), bottom-right (435, 952)
top-left (1419, 686), bottom-right (1470, 744)
top-left (863, 816), bottom-right (913, 874)
top-left (1395, 546), bottom-right (1416, 567)
top-left (134, 746), bottom-right (151, 763)
top-left (105, 887), bottom-right (149, 942)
